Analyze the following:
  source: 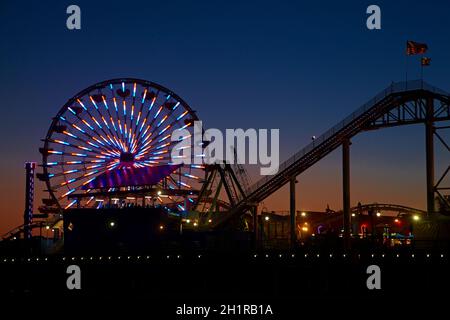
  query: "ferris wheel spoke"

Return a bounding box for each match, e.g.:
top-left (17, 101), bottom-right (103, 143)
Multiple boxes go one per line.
top-left (88, 93), bottom-right (124, 152)
top-left (152, 101), bottom-right (184, 134)
top-left (141, 148), bottom-right (169, 162)
top-left (182, 173), bottom-right (202, 181)
top-left (135, 138), bottom-right (183, 161)
top-left (64, 199), bottom-right (78, 209)
top-left (140, 90), bottom-right (159, 127)
top-left (111, 82), bottom-right (134, 152)
top-left (135, 130), bottom-right (193, 164)
top-left (128, 82), bottom-right (138, 134)
top-left (133, 91), bottom-right (163, 144)
top-left (57, 129), bottom-right (119, 158)
top-left (140, 102), bottom-right (165, 138)
top-left (49, 167), bottom-right (106, 190)
top-left (134, 87), bottom-right (148, 133)
top-left (47, 141), bottom-right (117, 163)
top-left (138, 116), bottom-right (175, 150)
top-left (124, 82), bottom-right (143, 153)
top-left (119, 81), bottom-right (133, 150)
top-left (139, 114), bottom-right (190, 152)
top-left (52, 164), bottom-right (110, 191)
top-left (166, 173), bottom-right (192, 190)
top-left (62, 108), bottom-right (122, 156)
top-left (110, 94), bottom-right (128, 147)
top-left (108, 84), bottom-right (131, 150)
top-left (44, 159), bottom-right (108, 169)
top-left (138, 123), bottom-right (171, 152)
top-left (136, 112), bottom-right (193, 153)
top-left (64, 190), bottom-right (96, 209)
top-left (47, 162), bottom-right (107, 178)
top-left (58, 116), bottom-right (119, 156)
top-left (45, 150), bottom-right (112, 161)
top-left (137, 125), bottom-right (153, 150)
top-left (78, 97), bottom-right (124, 152)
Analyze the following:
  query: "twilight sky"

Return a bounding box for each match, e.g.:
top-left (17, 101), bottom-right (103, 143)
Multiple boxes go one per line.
top-left (1, 0), bottom-right (449, 234)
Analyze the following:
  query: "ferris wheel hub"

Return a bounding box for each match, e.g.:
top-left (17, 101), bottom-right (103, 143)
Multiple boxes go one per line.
top-left (120, 152), bottom-right (135, 163)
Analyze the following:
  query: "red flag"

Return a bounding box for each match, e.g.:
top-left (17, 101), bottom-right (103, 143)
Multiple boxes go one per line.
top-left (407, 41), bottom-right (428, 55)
top-left (421, 57), bottom-right (431, 66)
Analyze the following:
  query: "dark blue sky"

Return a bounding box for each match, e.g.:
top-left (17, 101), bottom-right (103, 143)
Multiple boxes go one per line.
top-left (1, 0), bottom-right (449, 232)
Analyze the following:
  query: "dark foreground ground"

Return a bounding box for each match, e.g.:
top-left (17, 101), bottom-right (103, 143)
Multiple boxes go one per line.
top-left (1, 247), bottom-right (449, 318)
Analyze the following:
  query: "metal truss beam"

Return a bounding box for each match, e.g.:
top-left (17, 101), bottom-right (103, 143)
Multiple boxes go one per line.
top-left (364, 94), bottom-right (450, 130)
top-left (213, 81), bottom-right (450, 229)
top-left (435, 124), bottom-right (450, 213)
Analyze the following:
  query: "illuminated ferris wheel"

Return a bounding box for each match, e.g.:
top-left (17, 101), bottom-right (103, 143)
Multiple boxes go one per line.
top-left (39, 78), bottom-right (205, 211)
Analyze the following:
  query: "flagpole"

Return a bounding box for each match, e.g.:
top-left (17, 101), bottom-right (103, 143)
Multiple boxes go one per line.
top-left (421, 59), bottom-right (424, 88)
top-left (406, 41), bottom-right (429, 89)
top-left (405, 55), bottom-right (408, 89)
top-left (405, 41), bottom-right (409, 89)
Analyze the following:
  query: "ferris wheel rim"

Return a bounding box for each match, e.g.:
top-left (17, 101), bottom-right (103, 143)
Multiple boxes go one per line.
top-left (41, 78), bottom-right (201, 211)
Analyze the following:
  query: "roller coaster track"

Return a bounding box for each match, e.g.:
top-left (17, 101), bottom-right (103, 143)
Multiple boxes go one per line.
top-left (351, 203), bottom-right (427, 216)
top-left (1, 216), bottom-right (62, 241)
top-left (213, 80), bottom-right (450, 228)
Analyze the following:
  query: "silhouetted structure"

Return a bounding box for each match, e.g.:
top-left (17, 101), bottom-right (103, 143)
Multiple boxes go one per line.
top-left (23, 162), bottom-right (36, 240)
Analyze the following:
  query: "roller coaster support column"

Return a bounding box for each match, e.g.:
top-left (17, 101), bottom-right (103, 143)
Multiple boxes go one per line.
top-left (290, 177), bottom-right (297, 248)
top-left (342, 139), bottom-right (351, 249)
top-left (425, 97), bottom-right (435, 216)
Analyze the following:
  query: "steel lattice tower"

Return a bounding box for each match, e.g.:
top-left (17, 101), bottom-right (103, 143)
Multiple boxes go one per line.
top-left (24, 162), bottom-right (36, 240)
